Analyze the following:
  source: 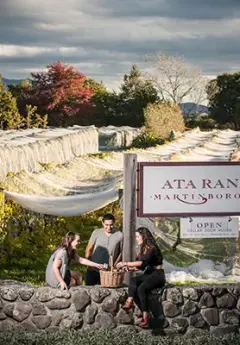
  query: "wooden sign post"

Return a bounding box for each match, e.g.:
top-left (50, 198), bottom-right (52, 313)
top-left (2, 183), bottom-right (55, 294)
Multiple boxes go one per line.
top-left (123, 153), bottom-right (137, 285)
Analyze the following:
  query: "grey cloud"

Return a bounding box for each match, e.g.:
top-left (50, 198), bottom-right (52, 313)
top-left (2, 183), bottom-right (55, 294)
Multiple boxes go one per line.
top-left (88, 0), bottom-right (240, 20)
top-left (1, 34), bottom-right (240, 76)
top-left (0, 49), bottom-right (136, 66)
top-left (1, 0), bottom-right (240, 88)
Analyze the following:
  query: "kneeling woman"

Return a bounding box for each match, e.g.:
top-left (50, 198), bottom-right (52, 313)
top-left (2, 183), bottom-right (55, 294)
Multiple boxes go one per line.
top-left (116, 227), bottom-right (165, 328)
top-left (46, 232), bottom-right (104, 290)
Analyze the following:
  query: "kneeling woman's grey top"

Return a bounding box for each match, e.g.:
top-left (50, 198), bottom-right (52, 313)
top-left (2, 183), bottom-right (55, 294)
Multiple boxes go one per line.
top-left (45, 248), bottom-right (69, 288)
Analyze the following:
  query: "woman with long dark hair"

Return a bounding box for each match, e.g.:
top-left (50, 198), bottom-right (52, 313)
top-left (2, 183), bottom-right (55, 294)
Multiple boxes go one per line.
top-left (46, 232), bottom-right (104, 290)
top-left (116, 227), bottom-right (165, 328)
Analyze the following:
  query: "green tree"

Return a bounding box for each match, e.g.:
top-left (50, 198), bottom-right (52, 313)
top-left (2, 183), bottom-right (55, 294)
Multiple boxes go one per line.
top-left (95, 65), bottom-right (159, 127)
top-left (185, 113), bottom-right (216, 130)
top-left (0, 75), bottom-right (22, 129)
top-left (91, 90), bottom-right (120, 126)
top-left (117, 64), bottom-right (159, 126)
top-left (24, 105), bottom-right (48, 129)
top-left (206, 72), bottom-right (240, 129)
top-left (9, 79), bottom-right (33, 116)
top-left (84, 78), bottom-right (107, 94)
top-left (65, 77), bottom-right (114, 127)
top-left (81, 78), bottom-right (114, 126)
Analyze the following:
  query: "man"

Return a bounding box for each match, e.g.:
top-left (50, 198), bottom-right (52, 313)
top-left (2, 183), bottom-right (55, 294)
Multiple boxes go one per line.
top-left (85, 213), bottom-right (123, 285)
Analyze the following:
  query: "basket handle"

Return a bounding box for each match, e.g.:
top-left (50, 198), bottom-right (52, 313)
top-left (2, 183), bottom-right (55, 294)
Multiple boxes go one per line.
top-left (110, 255), bottom-right (113, 273)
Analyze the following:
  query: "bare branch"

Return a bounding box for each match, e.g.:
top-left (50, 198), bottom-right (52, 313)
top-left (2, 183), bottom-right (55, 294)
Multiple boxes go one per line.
top-left (144, 51), bottom-right (208, 107)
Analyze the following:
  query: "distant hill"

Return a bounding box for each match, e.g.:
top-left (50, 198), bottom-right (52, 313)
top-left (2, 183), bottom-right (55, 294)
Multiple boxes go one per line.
top-left (180, 102), bottom-right (209, 115)
top-left (2, 77), bottom-right (24, 86)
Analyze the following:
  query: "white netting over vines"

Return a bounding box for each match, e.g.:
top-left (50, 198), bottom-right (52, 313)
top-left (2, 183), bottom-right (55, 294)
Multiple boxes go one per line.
top-left (137, 217), bottom-right (240, 283)
top-left (98, 126), bottom-right (141, 149)
top-left (4, 128), bottom-right (240, 214)
top-left (3, 127), bottom-right (240, 282)
top-left (0, 126), bottom-right (99, 180)
top-left (5, 189), bottom-right (119, 217)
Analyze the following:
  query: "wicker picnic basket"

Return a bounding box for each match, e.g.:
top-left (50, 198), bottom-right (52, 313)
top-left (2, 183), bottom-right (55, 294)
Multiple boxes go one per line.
top-left (100, 256), bottom-right (125, 288)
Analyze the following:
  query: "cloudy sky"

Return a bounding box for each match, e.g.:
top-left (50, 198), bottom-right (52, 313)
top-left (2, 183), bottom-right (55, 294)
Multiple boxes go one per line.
top-left (0, 0), bottom-right (240, 90)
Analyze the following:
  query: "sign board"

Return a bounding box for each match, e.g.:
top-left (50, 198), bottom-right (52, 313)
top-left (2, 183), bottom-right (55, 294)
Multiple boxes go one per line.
top-left (138, 162), bottom-right (240, 217)
top-left (180, 217), bottom-right (239, 238)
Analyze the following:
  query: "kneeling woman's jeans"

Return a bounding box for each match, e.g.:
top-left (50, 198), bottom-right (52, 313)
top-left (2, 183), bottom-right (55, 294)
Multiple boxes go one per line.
top-left (128, 269), bottom-right (165, 312)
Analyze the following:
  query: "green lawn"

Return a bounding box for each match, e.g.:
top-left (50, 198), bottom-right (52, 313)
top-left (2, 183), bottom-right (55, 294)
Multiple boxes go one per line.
top-left (0, 204), bottom-right (122, 286)
top-left (0, 225), bottom-right (95, 286)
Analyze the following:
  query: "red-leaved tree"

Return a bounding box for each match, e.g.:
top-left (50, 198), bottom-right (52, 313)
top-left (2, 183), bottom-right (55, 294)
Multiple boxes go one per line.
top-left (30, 61), bottom-right (94, 125)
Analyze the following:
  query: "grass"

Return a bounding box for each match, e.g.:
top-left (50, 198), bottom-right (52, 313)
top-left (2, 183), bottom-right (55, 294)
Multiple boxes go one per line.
top-left (172, 280), bottom-right (238, 286)
top-left (0, 220), bottom-right (95, 286)
top-left (0, 329), bottom-right (240, 345)
top-left (0, 223), bottom-right (94, 286)
top-left (0, 204), bottom-right (121, 286)
top-left (0, 267), bottom-right (46, 286)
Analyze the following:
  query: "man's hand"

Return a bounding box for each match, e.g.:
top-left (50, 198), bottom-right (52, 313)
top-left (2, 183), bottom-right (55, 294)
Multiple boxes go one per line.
top-left (96, 263), bottom-right (105, 270)
top-left (116, 262), bottom-right (126, 269)
top-left (59, 281), bottom-right (68, 290)
top-left (85, 242), bottom-right (94, 260)
top-left (126, 267), bottom-right (137, 272)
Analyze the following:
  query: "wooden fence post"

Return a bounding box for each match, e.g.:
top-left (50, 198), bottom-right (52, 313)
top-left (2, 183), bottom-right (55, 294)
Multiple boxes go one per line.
top-left (123, 153), bottom-right (137, 285)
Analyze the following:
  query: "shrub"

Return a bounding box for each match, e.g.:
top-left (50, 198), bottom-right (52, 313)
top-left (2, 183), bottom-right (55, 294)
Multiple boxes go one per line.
top-left (144, 102), bottom-right (185, 138)
top-left (185, 114), bottom-right (216, 130)
top-left (131, 131), bottom-right (165, 148)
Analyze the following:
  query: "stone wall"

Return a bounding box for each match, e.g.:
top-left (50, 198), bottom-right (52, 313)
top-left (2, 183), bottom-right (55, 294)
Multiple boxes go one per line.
top-left (0, 281), bottom-right (240, 336)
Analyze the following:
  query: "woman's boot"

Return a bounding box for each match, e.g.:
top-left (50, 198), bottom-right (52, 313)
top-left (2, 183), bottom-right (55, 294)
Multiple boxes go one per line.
top-left (139, 312), bottom-right (149, 328)
top-left (122, 298), bottom-right (133, 310)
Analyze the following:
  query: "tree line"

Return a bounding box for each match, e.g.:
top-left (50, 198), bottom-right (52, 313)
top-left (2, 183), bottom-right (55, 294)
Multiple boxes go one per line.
top-left (0, 51), bottom-right (240, 132)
